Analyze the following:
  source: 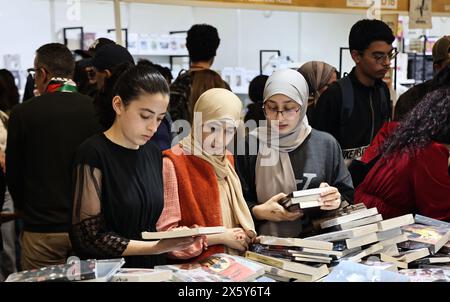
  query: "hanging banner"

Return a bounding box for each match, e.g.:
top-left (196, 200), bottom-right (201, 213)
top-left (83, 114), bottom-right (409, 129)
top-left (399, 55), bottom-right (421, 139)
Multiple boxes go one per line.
top-left (147, 0), bottom-right (445, 13)
top-left (409, 0), bottom-right (432, 29)
top-left (346, 0), bottom-right (397, 9)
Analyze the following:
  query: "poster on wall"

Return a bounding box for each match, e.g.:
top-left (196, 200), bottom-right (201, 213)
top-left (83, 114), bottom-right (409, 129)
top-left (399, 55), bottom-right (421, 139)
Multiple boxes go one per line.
top-left (409, 0), bottom-right (432, 29)
top-left (381, 14), bottom-right (399, 37)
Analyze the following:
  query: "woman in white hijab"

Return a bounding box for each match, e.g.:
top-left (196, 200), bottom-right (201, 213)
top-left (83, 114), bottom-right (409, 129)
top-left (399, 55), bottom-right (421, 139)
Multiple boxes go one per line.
top-left (235, 69), bottom-right (353, 237)
top-left (157, 88), bottom-right (256, 261)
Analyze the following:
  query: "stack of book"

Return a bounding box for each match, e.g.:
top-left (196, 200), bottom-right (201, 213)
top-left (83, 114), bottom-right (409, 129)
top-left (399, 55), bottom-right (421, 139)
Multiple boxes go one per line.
top-left (247, 203), bottom-right (449, 281)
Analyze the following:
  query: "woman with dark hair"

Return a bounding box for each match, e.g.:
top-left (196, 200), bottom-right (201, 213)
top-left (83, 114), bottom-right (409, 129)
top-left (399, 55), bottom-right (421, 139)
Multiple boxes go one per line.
top-left (244, 75), bottom-right (268, 128)
top-left (0, 69), bottom-right (20, 113)
top-left (70, 64), bottom-right (197, 268)
top-left (189, 69), bottom-right (228, 119)
top-left (355, 87), bottom-right (450, 221)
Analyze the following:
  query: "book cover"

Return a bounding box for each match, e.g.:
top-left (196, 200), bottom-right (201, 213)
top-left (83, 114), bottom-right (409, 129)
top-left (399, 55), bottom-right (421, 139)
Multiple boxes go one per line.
top-left (305, 223), bottom-right (379, 242)
top-left (398, 268), bottom-right (450, 282)
top-left (377, 214), bottom-right (415, 231)
top-left (320, 208), bottom-right (379, 229)
top-left (414, 214), bottom-right (450, 229)
top-left (142, 226), bottom-right (225, 240)
top-left (259, 235), bottom-right (333, 251)
top-left (199, 254), bottom-right (265, 282)
top-left (336, 214), bottom-right (383, 230)
top-left (155, 254), bottom-right (264, 282)
top-left (401, 224), bottom-right (450, 254)
top-left (280, 187), bottom-right (329, 211)
top-left (244, 251), bottom-right (329, 277)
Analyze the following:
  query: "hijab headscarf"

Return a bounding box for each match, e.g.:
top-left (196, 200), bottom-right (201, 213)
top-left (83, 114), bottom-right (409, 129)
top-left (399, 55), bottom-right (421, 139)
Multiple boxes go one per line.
top-left (298, 61), bottom-right (336, 106)
top-left (251, 69), bottom-right (312, 237)
top-left (180, 88), bottom-right (256, 237)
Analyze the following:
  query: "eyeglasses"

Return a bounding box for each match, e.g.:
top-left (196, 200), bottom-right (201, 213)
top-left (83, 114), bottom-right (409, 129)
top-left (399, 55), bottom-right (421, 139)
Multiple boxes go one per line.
top-left (361, 50), bottom-right (399, 64)
top-left (262, 103), bottom-right (301, 120)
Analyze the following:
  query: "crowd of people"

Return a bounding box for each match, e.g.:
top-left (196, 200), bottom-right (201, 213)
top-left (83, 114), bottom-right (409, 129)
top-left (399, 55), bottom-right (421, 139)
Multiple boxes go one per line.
top-left (0, 19), bottom-right (448, 278)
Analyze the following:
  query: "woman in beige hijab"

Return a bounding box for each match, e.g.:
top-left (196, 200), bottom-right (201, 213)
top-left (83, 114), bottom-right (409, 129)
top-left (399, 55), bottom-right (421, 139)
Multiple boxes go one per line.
top-left (157, 88), bottom-right (256, 261)
top-left (235, 69), bottom-right (353, 238)
top-left (298, 61), bottom-right (338, 121)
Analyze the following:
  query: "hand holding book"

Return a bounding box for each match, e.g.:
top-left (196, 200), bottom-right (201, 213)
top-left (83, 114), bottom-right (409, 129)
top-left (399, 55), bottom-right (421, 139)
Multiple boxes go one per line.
top-left (218, 228), bottom-right (252, 252)
top-left (318, 183), bottom-right (341, 211)
top-left (253, 193), bottom-right (303, 222)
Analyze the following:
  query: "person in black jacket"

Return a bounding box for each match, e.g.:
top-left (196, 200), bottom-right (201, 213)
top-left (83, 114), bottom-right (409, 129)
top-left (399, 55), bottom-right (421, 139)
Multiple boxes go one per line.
top-left (311, 19), bottom-right (395, 164)
top-left (395, 36), bottom-right (450, 120)
top-left (6, 43), bottom-right (101, 270)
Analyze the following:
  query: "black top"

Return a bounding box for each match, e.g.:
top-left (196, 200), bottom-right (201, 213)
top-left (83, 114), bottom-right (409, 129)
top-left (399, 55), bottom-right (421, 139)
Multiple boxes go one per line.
top-left (235, 129), bottom-right (354, 236)
top-left (6, 92), bottom-right (101, 232)
top-left (311, 68), bottom-right (391, 160)
top-left (70, 134), bottom-right (165, 268)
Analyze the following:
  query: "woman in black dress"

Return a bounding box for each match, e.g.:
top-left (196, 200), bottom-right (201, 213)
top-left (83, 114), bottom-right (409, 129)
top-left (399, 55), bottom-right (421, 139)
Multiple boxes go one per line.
top-left (70, 64), bottom-right (196, 268)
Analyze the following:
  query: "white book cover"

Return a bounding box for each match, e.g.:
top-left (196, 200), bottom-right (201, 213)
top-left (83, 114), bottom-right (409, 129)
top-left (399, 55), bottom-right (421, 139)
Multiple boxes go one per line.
top-left (320, 207), bottom-right (379, 229)
top-left (142, 226), bottom-right (225, 240)
top-left (306, 223), bottom-right (379, 242)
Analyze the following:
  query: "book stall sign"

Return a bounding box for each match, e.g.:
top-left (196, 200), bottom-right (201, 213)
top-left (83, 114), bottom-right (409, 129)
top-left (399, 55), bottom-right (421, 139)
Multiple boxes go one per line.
top-left (409, 0), bottom-right (432, 29)
top-left (346, 0), bottom-right (398, 9)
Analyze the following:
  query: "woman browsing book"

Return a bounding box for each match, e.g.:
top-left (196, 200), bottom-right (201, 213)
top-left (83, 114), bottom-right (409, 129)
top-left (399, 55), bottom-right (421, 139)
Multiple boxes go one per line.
top-left (70, 64), bottom-right (197, 268)
top-left (235, 69), bottom-right (354, 237)
top-left (157, 88), bottom-right (256, 261)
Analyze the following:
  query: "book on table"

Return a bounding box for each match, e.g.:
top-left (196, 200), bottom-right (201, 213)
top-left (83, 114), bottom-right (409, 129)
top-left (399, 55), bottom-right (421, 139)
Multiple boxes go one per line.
top-left (6, 258), bottom-right (125, 282)
top-left (399, 224), bottom-right (450, 254)
top-left (155, 253), bottom-right (264, 282)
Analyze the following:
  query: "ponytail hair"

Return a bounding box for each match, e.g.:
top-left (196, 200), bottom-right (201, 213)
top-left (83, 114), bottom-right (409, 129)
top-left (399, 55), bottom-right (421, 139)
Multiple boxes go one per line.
top-left (95, 63), bottom-right (170, 129)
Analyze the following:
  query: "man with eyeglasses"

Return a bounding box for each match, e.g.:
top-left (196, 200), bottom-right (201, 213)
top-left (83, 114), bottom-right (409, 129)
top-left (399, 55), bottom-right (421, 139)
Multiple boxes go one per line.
top-left (6, 43), bottom-right (101, 270)
top-left (311, 19), bottom-right (394, 166)
top-left (395, 36), bottom-right (450, 120)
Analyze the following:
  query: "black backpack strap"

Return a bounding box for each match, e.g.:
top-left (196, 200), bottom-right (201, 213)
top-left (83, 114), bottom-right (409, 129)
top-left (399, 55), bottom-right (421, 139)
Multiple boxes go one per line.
top-left (337, 76), bottom-right (354, 140)
top-left (378, 85), bottom-right (391, 122)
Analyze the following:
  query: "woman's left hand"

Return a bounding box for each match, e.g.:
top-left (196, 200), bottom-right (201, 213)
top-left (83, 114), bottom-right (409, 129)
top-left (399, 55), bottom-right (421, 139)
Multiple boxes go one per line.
top-left (318, 183), bottom-right (341, 210)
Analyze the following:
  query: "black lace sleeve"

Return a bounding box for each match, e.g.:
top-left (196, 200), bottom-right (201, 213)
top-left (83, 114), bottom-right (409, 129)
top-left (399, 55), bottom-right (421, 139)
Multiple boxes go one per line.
top-left (70, 164), bottom-right (129, 259)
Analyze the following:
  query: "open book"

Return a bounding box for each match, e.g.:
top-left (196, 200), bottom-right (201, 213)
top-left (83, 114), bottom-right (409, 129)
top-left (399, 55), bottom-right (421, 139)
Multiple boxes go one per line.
top-left (142, 226), bottom-right (226, 240)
